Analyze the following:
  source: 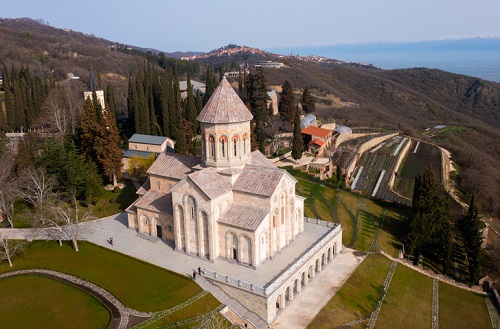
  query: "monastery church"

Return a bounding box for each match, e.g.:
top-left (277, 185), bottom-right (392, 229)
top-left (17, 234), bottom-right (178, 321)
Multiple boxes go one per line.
top-left (126, 77), bottom-right (306, 268)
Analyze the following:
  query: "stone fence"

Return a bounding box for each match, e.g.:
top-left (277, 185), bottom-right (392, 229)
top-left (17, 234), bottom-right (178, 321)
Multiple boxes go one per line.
top-left (346, 132), bottom-right (398, 179)
top-left (269, 151), bottom-right (292, 163)
top-left (204, 219), bottom-right (341, 297)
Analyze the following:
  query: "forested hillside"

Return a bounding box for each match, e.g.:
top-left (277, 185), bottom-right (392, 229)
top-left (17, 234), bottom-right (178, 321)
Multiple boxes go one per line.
top-left (0, 17), bottom-right (499, 216)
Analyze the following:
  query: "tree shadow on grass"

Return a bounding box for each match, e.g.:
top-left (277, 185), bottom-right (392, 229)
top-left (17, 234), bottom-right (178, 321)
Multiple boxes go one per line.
top-left (115, 179), bottom-right (139, 211)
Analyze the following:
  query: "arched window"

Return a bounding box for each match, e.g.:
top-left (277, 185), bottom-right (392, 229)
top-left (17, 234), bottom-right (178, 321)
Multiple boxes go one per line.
top-left (156, 181), bottom-right (161, 190)
top-left (281, 194), bottom-right (286, 224)
top-left (209, 136), bottom-right (215, 158)
top-left (233, 136), bottom-right (238, 156)
top-left (273, 215), bottom-right (277, 228)
top-left (220, 136), bottom-right (227, 158)
top-left (242, 134), bottom-right (248, 154)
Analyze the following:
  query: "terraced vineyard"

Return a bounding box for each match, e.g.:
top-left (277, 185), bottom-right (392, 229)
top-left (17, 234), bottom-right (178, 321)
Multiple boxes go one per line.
top-left (351, 136), bottom-right (412, 206)
top-left (394, 141), bottom-right (442, 199)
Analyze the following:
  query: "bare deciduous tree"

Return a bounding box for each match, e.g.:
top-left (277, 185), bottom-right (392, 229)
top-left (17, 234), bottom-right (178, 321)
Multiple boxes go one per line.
top-left (47, 198), bottom-right (96, 252)
top-left (36, 86), bottom-right (82, 138)
top-left (0, 185), bottom-right (18, 228)
top-left (0, 238), bottom-right (25, 267)
top-left (20, 168), bottom-right (57, 224)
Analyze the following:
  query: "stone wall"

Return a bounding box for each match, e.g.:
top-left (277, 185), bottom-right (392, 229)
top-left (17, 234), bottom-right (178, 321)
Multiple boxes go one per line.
top-left (346, 133), bottom-right (399, 178)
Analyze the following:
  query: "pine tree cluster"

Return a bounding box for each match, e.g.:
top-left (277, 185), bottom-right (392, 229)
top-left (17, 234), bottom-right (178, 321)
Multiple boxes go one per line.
top-left (127, 63), bottom-right (207, 155)
top-left (1, 65), bottom-right (54, 131)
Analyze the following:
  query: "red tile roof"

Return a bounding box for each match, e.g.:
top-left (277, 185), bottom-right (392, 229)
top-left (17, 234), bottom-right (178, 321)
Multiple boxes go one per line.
top-left (301, 125), bottom-right (332, 139)
top-left (308, 139), bottom-right (324, 147)
top-left (197, 77), bottom-right (253, 124)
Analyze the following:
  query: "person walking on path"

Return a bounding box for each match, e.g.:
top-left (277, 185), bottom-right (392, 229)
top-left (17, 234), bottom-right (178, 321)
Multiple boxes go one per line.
top-left (198, 267), bottom-right (201, 275)
top-left (109, 237), bottom-right (114, 246)
top-left (193, 271), bottom-right (196, 280)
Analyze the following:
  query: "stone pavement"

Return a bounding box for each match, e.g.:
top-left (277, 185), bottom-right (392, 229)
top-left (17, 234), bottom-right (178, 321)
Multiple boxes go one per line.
top-left (81, 213), bottom-right (332, 288)
top-left (269, 248), bottom-right (365, 329)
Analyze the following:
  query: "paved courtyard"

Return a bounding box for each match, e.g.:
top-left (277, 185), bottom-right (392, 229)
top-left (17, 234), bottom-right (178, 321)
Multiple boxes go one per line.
top-left (270, 248), bottom-right (365, 329)
top-left (82, 213), bottom-right (334, 287)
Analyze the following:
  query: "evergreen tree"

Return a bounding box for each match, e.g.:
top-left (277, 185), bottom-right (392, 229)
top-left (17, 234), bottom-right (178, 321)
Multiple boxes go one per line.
top-left (160, 70), bottom-right (172, 137)
top-left (106, 84), bottom-right (117, 118)
top-left (458, 193), bottom-right (484, 284)
top-left (175, 119), bottom-right (194, 155)
top-left (405, 166), bottom-right (453, 263)
top-left (185, 72), bottom-right (197, 133)
top-left (94, 107), bottom-right (123, 186)
top-left (15, 139), bottom-right (34, 174)
top-left (301, 86), bottom-right (315, 114)
top-left (246, 68), bottom-right (270, 153)
top-left (291, 104), bottom-right (303, 161)
top-left (78, 98), bottom-right (100, 162)
top-left (203, 66), bottom-right (215, 104)
top-left (195, 89), bottom-right (203, 115)
top-left (85, 160), bottom-right (102, 204)
top-left (279, 80), bottom-right (295, 124)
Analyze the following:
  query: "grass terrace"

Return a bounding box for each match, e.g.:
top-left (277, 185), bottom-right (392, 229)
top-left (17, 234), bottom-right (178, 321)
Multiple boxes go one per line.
top-left (308, 254), bottom-right (392, 328)
top-left (0, 241), bottom-right (201, 312)
top-left (376, 264), bottom-right (433, 328)
top-left (0, 275), bottom-right (111, 329)
top-left (439, 281), bottom-right (492, 329)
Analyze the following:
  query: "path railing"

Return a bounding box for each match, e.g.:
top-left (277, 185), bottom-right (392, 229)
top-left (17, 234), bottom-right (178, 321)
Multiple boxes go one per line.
top-left (204, 220), bottom-right (341, 297)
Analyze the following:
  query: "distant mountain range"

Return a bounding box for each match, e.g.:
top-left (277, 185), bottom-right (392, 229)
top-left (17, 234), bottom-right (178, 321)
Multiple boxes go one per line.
top-left (266, 38), bottom-right (500, 82)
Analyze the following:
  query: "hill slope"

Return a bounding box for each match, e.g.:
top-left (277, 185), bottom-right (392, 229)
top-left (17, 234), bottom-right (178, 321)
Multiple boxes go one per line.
top-left (0, 17), bottom-right (499, 216)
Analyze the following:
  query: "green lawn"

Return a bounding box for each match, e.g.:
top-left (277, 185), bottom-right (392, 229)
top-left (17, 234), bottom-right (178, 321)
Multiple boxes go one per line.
top-left (308, 254), bottom-right (392, 328)
top-left (143, 294), bottom-right (220, 328)
top-left (0, 275), bottom-right (110, 329)
top-left (0, 241), bottom-right (201, 312)
top-left (439, 281), bottom-right (492, 329)
top-left (353, 209), bottom-right (377, 251)
top-left (91, 179), bottom-right (138, 218)
top-left (376, 264), bottom-right (433, 328)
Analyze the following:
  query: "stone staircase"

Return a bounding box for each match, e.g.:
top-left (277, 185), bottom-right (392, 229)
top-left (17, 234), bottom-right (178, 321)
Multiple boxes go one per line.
top-left (196, 275), bottom-right (268, 329)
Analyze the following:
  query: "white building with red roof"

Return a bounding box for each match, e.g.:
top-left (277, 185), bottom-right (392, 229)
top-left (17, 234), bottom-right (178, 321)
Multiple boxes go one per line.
top-left (125, 77), bottom-right (342, 325)
top-left (300, 125), bottom-right (333, 157)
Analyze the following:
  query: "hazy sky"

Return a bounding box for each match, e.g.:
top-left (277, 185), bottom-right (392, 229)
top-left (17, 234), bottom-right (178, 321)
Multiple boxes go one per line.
top-left (2, 0), bottom-right (499, 52)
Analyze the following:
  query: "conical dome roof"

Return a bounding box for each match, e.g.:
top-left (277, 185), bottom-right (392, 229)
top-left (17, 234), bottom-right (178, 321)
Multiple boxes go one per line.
top-left (197, 77), bottom-right (253, 124)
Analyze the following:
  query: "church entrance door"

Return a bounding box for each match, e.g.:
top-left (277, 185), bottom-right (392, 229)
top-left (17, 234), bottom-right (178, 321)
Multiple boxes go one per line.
top-left (233, 248), bottom-right (237, 261)
top-left (156, 225), bottom-right (163, 238)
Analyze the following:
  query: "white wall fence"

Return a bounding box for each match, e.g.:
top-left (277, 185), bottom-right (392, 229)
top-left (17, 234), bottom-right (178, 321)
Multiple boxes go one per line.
top-left (269, 151), bottom-right (292, 163)
top-left (203, 219), bottom-right (341, 297)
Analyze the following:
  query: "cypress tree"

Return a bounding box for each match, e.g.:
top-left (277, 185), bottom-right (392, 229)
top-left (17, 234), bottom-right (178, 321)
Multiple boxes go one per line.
top-left (185, 72), bottom-right (197, 133)
top-left (279, 80), bottom-right (295, 124)
top-left (160, 70), bottom-right (171, 137)
top-left (405, 166), bottom-right (452, 262)
top-left (94, 107), bottom-right (123, 186)
top-left (13, 80), bottom-right (25, 130)
top-left (195, 89), bottom-right (203, 115)
top-left (246, 68), bottom-right (270, 153)
top-left (291, 104), bottom-right (303, 161)
top-left (458, 193), bottom-right (484, 284)
top-left (3, 66), bottom-right (15, 131)
top-left (301, 86), bottom-right (315, 114)
top-left (106, 84), bottom-right (117, 118)
top-left (78, 98), bottom-right (100, 163)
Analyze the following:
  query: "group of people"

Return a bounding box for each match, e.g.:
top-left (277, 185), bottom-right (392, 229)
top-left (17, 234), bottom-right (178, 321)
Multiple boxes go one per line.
top-left (193, 267), bottom-right (202, 279)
